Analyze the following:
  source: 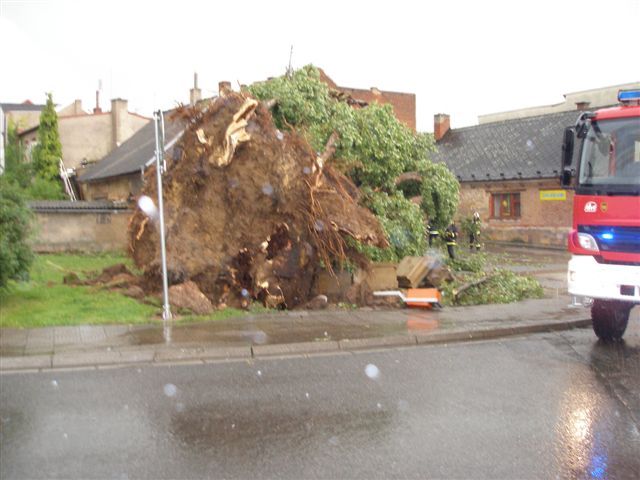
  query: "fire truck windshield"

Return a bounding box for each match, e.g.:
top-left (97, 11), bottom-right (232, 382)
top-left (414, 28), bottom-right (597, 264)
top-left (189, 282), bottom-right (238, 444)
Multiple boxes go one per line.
top-left (578, 117), bottom-right (640, 195)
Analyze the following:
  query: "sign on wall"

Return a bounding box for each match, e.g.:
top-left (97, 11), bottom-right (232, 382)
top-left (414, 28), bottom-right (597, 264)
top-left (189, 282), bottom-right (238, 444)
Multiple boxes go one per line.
top-left (539, 189), bottom-right (566, 201)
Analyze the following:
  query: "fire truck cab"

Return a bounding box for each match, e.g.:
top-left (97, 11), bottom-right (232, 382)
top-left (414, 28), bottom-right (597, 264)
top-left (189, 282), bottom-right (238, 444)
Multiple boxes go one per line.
top-left (561, 89), bottom-right (640, 340)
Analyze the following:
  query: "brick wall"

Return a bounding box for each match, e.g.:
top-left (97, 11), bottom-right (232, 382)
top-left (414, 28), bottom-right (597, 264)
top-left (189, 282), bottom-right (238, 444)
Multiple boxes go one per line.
top-left (458, 178), bottom-right (573, 247)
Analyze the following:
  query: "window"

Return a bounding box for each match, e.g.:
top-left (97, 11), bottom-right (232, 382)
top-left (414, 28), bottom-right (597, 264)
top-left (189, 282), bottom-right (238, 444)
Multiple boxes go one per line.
top-left (491, 192), bottom-right (521, 218)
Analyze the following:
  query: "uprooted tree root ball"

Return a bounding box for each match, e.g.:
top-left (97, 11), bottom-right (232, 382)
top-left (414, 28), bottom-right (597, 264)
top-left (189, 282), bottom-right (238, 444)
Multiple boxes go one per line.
top-left (128, 92), bottom-right (388, 310)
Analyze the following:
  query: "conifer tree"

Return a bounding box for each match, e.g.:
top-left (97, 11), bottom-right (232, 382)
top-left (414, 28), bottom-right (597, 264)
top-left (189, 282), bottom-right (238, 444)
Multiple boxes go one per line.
top-left (32, 92), bottom-right (62, 180)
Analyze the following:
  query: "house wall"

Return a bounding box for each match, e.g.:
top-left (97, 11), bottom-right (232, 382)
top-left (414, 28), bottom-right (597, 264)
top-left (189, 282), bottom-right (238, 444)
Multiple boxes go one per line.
top-left (80, 173), bottom-right (143, 201)
top-left (59, 114), bottom-right (112, 169)
top-left (31, 209), bottom-right (131, 252)
top-left (59, 111), bottom-right (149, 169)
top-left (457, 178), bottom-right (573, 247)
top-left (5, 110), bottom-right (42, 133)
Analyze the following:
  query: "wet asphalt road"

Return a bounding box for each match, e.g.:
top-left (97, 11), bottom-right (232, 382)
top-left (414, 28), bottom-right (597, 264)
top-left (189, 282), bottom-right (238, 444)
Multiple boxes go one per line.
top-left (1, 323), bottom-right (639, 479)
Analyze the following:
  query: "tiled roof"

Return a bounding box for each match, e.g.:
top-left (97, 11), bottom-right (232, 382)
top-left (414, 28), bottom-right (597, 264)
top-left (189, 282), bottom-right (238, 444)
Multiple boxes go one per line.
top-left (28, 200), bottom-right (129, 212)
top-left (79, 111), bottom-right (185, 182)
top-left (432, 110), bottom-right (582, 181)
top-left (0, 102), bottom-right (45, 112)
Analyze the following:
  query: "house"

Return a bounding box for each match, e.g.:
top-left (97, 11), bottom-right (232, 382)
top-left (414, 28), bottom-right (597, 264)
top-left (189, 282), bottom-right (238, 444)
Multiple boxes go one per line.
top-left (432, 110), bottom-right (579, 247)
top-left (318, 69), bottom-right (416, 131)
top-left (18, 97), bottom-right (150, 171)
top-left (77, 110), bottom-right (185, 201)
top-left (75, 74), bottom-right (207, 201)
top-left (1, 100), bottom-right (45, 173)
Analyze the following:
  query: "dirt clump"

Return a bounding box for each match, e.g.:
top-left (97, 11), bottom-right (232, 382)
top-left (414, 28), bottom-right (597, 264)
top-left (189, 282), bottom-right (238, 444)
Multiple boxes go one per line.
top-left (128, 91), bottom-right (388, 310)
top-left (169, 281), bottom-right (215, 315)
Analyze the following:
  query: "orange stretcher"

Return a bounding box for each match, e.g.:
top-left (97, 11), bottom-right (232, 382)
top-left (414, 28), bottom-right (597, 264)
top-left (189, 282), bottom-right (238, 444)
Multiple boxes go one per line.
top-left (373, 288), bottom-right (442, 309)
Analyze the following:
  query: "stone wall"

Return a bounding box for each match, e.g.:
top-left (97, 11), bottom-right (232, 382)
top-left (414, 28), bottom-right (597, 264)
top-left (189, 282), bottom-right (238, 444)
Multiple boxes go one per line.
top-left (29, 201), bottom-right (131, 253)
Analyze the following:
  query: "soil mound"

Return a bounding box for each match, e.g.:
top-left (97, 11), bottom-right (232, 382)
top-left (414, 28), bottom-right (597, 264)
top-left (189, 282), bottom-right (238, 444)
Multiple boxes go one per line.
top-left (129, 91), bottom-right (387, 309)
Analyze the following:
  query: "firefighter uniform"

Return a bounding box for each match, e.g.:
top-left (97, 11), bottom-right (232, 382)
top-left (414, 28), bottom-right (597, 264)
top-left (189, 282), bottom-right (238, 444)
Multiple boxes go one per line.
top-left (444, 223), bottom-right (458, 259)
top-left (427, 223), bottom-right (439, 247)
top-left (469, 213), bottom-right (482, 251)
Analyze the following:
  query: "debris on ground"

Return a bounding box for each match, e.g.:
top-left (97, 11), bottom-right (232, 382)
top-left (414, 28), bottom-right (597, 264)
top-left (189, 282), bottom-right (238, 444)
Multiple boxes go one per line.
top-left (128, 90), bottom-right (388, 310)
top-left (396, 255), bottom-right (454, 289)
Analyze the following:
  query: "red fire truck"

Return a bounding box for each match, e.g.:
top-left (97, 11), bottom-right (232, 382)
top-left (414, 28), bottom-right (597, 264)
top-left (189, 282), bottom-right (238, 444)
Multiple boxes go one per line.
top-left (561, 89), bottom-right (640, 340)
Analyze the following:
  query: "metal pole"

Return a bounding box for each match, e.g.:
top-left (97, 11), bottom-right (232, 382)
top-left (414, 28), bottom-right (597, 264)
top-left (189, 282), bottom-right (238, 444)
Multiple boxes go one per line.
top-left (160, 110), bottom-right (167, 173)
top-left (153, 110), bottom-right (172, 327)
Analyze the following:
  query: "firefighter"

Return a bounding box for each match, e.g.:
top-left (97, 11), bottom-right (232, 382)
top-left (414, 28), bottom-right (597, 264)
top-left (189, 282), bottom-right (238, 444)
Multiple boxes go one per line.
top-left (426, 220), bottom-right (439, 247)
top-left (444, 221), bottom-right (459, 259)
top-left (469, 211), bottom-right (482, 251)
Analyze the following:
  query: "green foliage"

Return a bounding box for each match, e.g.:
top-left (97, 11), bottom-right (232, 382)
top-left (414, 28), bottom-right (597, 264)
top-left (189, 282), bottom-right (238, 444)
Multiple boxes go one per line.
top-left (3, 117), bottom-right (65, 199)
top-left (0, 178), bottom-right (34, 288)
top-left (358, 190), bottom-right (427, 261)
top-left (441, 250), bottom-right (545, 306)
top-left (32, 92), bottom-right (62, 181)
top-left (248, 65), bottom-right (437, 191)
top-left (3, 121), bottom-right (31, 187)
top-left (26, 176), bottom-right (65, 199)
top-left (419, 161), bottom-right (460, 229)
top-left (447, 252), bottom-right (487, 273)
top-left (440, 269), bottom-right (544, 306)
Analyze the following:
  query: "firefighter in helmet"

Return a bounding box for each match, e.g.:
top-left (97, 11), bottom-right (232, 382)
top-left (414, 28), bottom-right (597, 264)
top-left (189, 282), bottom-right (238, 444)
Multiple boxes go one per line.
top-left (469, 211), bottom-right (482, 251)
top-left (444, 221), bottom-right (459, 259)
top-left (426, 219), bottom-right (440, 247)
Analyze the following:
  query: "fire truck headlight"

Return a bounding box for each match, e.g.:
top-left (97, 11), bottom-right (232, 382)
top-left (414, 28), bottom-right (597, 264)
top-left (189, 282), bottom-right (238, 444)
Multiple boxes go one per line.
top-left (577, 233), bottom-right (599, 252)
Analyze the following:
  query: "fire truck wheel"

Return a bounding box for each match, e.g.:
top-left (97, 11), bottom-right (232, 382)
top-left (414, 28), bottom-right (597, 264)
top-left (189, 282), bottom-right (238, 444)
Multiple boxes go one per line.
top-left (591, 299), bottom-right (630, 340)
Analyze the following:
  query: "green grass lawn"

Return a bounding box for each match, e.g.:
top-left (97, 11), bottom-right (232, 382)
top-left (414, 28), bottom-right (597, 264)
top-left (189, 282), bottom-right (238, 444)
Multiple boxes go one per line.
top-left (0, 252), bottom-right (158, 328)
top-left (1, 252), bottom-right (260, 329)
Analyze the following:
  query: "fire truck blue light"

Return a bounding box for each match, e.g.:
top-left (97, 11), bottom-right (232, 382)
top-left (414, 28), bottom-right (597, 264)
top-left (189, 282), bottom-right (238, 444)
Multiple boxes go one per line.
top-left (618, 89), bottom-right (640, 103)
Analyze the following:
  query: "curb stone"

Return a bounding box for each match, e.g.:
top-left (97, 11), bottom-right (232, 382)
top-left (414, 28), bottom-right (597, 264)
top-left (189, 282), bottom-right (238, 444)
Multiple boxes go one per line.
top-left (0, 318), bottom-right (591, 373)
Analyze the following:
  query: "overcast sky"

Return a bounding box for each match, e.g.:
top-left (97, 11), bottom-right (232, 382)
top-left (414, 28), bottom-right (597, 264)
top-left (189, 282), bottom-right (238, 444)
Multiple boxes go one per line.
top-left (1, 0), bottom-right (638, 132)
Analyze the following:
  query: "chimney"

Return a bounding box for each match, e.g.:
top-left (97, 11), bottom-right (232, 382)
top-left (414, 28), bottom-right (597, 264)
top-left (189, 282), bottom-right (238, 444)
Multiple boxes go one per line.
top-left (576, 101), bottom-right (590, 111)
top-left (219, 81), bottom-right (232, 96)
top-left (94, 90), bottom-right (102, 114)
top-left (73, 99), bottom-right (83, 115)
top-left (434, 114), bottom-right (450, 141)
top-left (111, 98), bottom-right (129, 149)
top-left (190, 72), bottom-right (202, 106)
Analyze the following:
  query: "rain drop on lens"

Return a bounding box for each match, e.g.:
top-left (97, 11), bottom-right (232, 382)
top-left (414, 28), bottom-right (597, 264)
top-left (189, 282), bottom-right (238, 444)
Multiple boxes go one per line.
top-left (257, 370), bottom-right (262, 377)
top-left (303, 166), bottom-right (311, 175)
top-left (262, 183), bottom-right (274, 196)
top-left (365, 364), bottom-right (380, 379)
top-left (163, 383), bottom-right (177, 397)
top-left (241, 288), bottom-right (249, 298)
top-left (51, 380), bottom-right (58, 388)
top-left (314, 220), bottom-right (325, 232)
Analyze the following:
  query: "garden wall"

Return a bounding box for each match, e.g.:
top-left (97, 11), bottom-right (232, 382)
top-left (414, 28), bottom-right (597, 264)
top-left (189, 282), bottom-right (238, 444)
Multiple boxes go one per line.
top-left (29, 201), bottom-right (131, 253)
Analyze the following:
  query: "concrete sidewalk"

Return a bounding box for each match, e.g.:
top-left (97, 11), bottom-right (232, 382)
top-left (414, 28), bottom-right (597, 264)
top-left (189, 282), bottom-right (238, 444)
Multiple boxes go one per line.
top-left (0, 295), bottom-right (593, 372)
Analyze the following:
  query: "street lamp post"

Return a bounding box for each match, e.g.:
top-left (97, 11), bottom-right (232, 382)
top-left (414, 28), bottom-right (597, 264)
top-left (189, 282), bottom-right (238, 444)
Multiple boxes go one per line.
top-left (153, 110), bottom-right (173, 333)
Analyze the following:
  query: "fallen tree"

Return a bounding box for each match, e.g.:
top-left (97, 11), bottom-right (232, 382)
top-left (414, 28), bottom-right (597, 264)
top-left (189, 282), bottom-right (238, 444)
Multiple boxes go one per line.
top-left (128, 91), bottom-right (388, 310)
